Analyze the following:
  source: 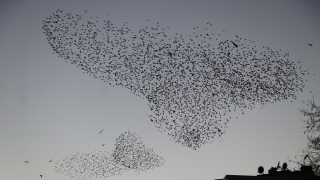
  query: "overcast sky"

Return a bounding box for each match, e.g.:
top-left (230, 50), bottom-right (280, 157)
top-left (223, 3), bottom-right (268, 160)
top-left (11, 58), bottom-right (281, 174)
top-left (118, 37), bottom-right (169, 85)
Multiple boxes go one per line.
top-left (0, 0), bottom-right (319, 180)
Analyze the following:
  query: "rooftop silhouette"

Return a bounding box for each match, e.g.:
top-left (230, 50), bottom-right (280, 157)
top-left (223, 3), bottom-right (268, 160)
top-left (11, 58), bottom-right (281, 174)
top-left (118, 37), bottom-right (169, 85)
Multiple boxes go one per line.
top-left (216, 163), bottom-right (320, 180)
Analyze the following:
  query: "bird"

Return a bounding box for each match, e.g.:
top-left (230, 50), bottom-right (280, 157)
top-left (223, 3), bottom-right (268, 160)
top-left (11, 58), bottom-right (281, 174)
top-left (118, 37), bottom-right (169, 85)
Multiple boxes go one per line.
top-left (24, 161), bottom-right (29, 163)
top-left (102, 144), bottom-right (105, 146)
top-left (231, 40), bottom-right (238, 48)
top-left (99, 129), bottom-right (104, 134)
top-left (49, 159), bottom-right (52, 162)
top-left (308, 44), bottom-right (312, 46)
top-left (40, 175), bottom-right (43, 178)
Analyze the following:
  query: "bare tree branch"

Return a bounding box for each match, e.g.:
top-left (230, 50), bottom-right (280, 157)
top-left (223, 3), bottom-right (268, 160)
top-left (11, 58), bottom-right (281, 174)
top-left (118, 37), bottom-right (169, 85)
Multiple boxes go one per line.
top-left (290, 96), bottom-right (320, 175)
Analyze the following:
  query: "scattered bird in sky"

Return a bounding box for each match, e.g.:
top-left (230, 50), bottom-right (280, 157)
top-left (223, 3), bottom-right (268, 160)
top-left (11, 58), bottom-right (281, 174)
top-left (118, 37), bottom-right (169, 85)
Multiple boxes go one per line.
top-left (308, 44), bottom-right (313, 46)
top-left (43, 9), bottom-right (309, 150)
top-left (102, 144), bottom-right (105, 146)
top-left (40, 175), bottom-right (42, 178)
top-left (99, 129), bottom-right (104, 134)
top-left (49, 159), bottom-right (52, 162)
top-left (24, 161), bottom-right (29, 163)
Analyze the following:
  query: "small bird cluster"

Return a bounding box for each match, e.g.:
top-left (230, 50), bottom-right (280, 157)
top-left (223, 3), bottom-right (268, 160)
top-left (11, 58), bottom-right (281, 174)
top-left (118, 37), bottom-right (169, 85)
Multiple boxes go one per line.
top-left (111, 131), bottom-right (165, 173)
top-left (42, 9), bottom-right (308, 150)
top-left (53, 131), bottom-right (164, 179)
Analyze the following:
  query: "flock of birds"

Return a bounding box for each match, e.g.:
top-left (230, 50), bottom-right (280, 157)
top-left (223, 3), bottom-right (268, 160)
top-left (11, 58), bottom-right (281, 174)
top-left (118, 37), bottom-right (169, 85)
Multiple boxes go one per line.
top-left (25, 131), bottom-right (164, 179)
top-left (42, 9), bottom-right (310, 150)
top-left (111, 131), bottom-right (165, 173)
top-left (37, 8), bottom-right (314, 178)
top-left (53, 131), bottom-right (164, 179)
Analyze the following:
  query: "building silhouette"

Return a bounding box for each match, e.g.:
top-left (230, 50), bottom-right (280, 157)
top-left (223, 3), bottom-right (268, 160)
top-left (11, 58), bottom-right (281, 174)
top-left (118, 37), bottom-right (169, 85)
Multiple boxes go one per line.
top-left (216, 163), bottom-right (320, 180)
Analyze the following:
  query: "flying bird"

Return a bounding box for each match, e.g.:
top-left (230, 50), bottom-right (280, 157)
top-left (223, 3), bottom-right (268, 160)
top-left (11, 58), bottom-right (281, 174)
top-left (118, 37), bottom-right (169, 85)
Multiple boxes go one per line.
top-left (231, 40), bottom-right (238, 48)
top-left (24, 161), bottom-right (29, 163)
top-left (308, 44), bottom-right (313, 46)
top-left (40, 175), bottom-right (43, 178)
top-left (99, 129), bottom-right (104, 134)
top-left (49, 159), bottom-right (52, 162)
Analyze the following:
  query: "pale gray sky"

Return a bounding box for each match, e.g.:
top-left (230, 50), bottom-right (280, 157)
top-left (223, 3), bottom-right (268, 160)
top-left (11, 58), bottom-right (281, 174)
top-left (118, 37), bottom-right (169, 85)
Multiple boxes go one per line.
top-left (0, 0), bottom-right (319, 180)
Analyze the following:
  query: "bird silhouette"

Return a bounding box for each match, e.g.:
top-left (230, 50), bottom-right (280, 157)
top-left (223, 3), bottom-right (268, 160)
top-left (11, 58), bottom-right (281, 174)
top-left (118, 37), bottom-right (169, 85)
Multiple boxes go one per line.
top-left (231, 40), bottom-right (238, 48)
top-left (40, 175), bottom-right (42, 178)
top-left (308, 44), bottom-right (313, 46)
top-left (99, 129), bottom-right (104, 134)
top-left (24, 161), bottom-right (29, 163)
top-left (49, 159), bottom-right (52, 162)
